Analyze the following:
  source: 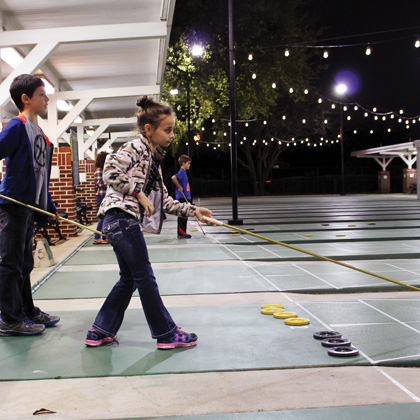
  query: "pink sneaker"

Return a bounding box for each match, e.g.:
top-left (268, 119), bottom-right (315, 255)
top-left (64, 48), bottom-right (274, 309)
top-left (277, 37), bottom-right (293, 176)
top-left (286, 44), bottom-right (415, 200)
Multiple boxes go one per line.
top-left (156, 327), bottom-right (198, 349)
top-left (85, 329), bottom-right (119, 347)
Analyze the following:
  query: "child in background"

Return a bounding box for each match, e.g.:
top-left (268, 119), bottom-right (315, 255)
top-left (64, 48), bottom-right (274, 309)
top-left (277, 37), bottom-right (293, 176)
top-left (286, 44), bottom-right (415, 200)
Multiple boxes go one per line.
top-left (85, 96), bottom-right (212, 349)
top-left (171, 155), bottom-right (192, 238)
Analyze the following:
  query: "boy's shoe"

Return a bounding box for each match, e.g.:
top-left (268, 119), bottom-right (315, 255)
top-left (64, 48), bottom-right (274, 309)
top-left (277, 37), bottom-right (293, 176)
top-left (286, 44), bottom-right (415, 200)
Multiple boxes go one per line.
top-left (177, 234), bottom-right (192, 239)
top-left (85, 329), bottom-right (119, 347)
top-left (0, 318), bottom-right (45, 336)
top-left (30, 311), bottom-right (60, 327)
top-left (157, 327), bottom-right (198, 349)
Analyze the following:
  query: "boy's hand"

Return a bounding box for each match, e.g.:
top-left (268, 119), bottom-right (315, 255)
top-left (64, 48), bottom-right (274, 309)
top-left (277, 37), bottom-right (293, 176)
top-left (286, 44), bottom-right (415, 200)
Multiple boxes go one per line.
top-left (177, 186), bottom-right (184, 193)
top-left (194, 207), bottom-right (213, 222)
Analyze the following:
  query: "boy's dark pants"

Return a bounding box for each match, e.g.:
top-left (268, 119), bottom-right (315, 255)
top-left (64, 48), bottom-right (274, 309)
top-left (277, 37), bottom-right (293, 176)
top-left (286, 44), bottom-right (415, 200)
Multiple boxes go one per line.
top-left (177, 198), bottom-right (189, 235)
top-left (0, 204), bottom-right (38, 323)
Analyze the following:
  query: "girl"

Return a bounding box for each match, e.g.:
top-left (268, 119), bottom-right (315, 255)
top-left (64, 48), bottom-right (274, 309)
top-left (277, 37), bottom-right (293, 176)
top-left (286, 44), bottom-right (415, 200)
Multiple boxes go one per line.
top-left (85, 96), bottom-right (212, 349)
top-left (93, 151), bottom-right (108, 244)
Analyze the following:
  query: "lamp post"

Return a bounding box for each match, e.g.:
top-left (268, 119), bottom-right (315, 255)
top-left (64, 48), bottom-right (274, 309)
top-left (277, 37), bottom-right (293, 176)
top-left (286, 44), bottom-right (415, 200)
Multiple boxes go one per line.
top-left (169, 45), bottom-right (203, 158)
top-left (227, 0), bottom-right (242, 225)
top-left (335, 83), bottom-right (347, 195)
top-left (187, 44), bottom-right (203, 158)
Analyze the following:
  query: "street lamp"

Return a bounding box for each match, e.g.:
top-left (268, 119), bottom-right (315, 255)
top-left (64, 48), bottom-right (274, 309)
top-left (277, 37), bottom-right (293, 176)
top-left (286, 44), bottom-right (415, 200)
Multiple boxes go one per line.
top-left (187, 44), bottom-right (203, 157)
top-left (335, 83), bottom-right (347, 195)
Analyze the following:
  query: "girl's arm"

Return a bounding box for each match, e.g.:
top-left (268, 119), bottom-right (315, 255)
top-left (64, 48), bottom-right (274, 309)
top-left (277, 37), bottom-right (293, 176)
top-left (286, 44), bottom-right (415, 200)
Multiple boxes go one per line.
top-left (102, 142), bottom-right (145, 196)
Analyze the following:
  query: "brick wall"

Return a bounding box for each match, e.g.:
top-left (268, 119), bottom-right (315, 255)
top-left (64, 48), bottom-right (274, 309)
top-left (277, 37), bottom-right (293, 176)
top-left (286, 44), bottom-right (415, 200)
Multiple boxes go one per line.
top-left (48, 148), bottom-right (97, 240)
top-left (403, 168), bottom-right (417, 194)
top-left (377, 171), bottom-right (390, 193)
top-left (0, 135), bottom-right (98, 241)
top-left (76, 159), bottom-right (97, 224)
top-left (49, 147), bottom-right (78, 238)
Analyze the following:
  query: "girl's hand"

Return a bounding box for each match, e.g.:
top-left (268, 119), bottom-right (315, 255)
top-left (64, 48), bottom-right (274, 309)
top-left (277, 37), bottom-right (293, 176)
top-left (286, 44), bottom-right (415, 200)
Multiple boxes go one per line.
top-left (137, 191), bottom-right (154, 217)
top-left (194, 207), bottom-right (213, 222)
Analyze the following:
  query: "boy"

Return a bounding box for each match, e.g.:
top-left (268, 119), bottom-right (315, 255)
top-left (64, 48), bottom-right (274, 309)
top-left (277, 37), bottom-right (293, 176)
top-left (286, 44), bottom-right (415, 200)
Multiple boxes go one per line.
top-left (0, 74), bottom-right (60, 336)
top-left (171, 155), bottom-right (192, 238)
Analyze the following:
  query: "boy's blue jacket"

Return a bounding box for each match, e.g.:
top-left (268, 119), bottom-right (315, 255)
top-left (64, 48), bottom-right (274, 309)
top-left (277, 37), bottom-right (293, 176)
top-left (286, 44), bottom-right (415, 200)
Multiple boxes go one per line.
top-left (0, 114), bottom-right (57, 222)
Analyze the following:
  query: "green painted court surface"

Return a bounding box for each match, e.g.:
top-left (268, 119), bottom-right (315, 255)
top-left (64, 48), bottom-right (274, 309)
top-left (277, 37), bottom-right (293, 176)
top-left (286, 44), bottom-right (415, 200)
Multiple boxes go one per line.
top-left (7, 195), bottom-right (420, 418)
top-left (3, 297), bottom-right (420, 381)
top-left (115, 403), bottom-right (420, 420)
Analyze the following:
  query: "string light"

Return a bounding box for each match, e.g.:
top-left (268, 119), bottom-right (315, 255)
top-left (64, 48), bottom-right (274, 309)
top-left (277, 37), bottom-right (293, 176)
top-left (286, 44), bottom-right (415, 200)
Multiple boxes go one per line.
top-left (284, 49), bottom-right (290, 57)
top-left (323, 50), bottom-right (329, 58)
top-left (415, 39), bottom-right (420, 48)
top-left (365, 45), bottom-right (372, 55)
top-left (202, 85), bottom-right (420, 153)
top-left (248, 53), bottom-right (253, 60)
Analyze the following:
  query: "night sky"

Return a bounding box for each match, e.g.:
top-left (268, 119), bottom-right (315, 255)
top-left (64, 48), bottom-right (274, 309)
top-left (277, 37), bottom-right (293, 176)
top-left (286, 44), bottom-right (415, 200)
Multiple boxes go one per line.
top-left (171, 0), bottom-right (420, 179)
top-left (313, 0), bottom-right (420, 114)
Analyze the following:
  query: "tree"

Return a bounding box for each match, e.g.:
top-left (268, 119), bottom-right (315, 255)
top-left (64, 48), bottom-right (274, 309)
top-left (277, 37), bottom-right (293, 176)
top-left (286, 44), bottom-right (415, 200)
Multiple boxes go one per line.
top-left (163, 0), bottom-right (328, 194)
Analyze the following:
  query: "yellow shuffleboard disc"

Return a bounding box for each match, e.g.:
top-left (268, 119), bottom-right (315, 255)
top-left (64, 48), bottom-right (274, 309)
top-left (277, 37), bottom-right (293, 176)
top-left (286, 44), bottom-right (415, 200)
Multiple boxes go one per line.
top-left (273, 310), bottom-right (290, 318)
top-left (273, 311), bottom-right (298, 319)
top-left (284, 317), bottom-right (310, 326)
top-left (261, 307), bottom-right (281, 315)
top-left (261, 304), bottom-right (284, 309)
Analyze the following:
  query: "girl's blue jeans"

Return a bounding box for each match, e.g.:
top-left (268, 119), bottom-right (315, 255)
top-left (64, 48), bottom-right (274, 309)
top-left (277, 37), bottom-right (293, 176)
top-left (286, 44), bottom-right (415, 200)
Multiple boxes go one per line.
top-left (92, 208), bottom-right (177, 339)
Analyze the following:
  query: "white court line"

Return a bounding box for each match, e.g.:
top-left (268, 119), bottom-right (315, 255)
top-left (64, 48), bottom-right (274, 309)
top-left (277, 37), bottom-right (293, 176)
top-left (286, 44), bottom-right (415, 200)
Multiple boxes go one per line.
top-left (331, 322), bottom-right (392, 327)
top-left (387, 263), bottom-right (420, 277)
top-left (232, 233), bottom-right (293, 259)
top-left (374, 353), bottom-right (420, 364)
top-left (59, 264), bottom-right (119, 272)
top-left (358, 300), bottom-right (420, 335)
top-left (208, 225), bottom-right (420, 378)
top-left (374, 366), bottom-right (420, 403)
top-left (257, 244), bottom-right (293, 259)
top-left (79, 243), bottom-right (220, 251)
top-left (293, 263), bottom-right (339, 289)
top-left (207, 230), bottom-right (376, 362)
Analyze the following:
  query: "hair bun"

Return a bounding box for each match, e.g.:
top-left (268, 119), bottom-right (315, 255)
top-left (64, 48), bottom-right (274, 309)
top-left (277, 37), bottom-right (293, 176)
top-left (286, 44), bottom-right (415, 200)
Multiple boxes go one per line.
top-left (136, 96), bottom-right (156, 110)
